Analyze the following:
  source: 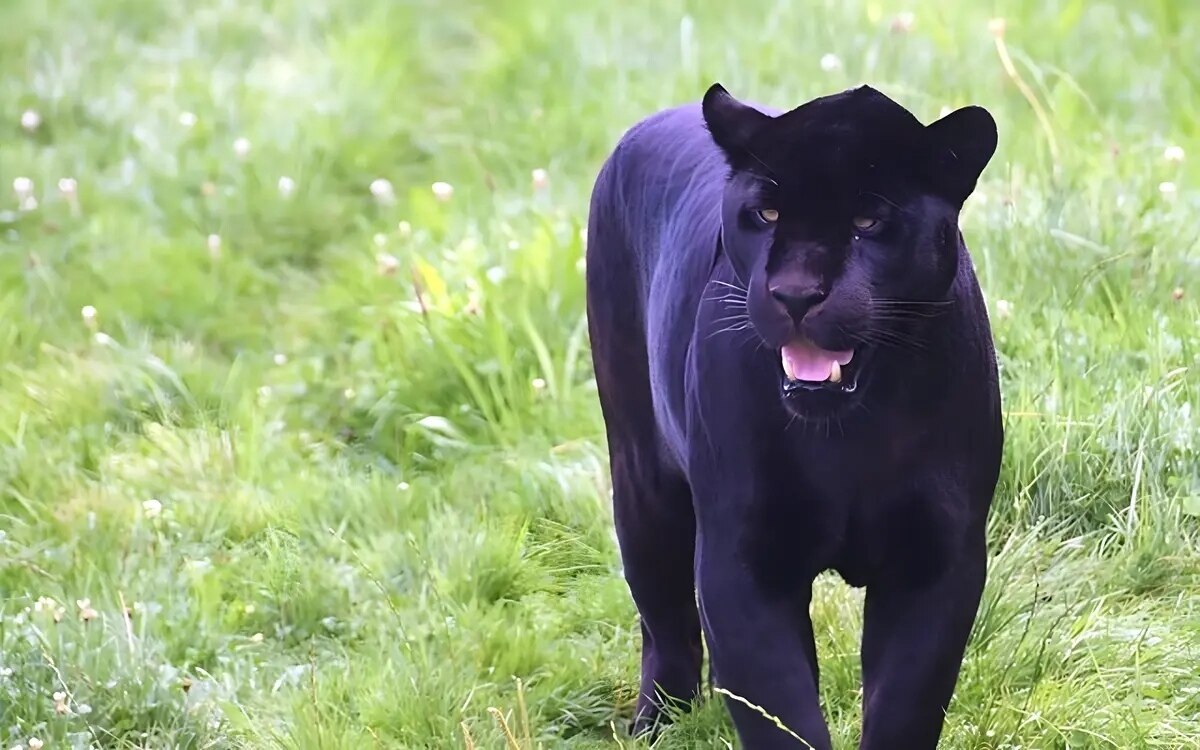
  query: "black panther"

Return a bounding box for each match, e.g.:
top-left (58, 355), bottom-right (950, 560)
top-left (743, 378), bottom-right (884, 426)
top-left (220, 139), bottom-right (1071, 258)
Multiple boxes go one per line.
top-left (584, 83), bottom-right (1003, 749)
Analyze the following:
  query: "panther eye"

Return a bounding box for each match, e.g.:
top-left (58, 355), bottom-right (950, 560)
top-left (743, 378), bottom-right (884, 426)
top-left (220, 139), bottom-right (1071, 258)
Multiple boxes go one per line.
top-left (852, 216), bottom-right (880, 232)
top-left (756, 208), bottom-right (780, 224)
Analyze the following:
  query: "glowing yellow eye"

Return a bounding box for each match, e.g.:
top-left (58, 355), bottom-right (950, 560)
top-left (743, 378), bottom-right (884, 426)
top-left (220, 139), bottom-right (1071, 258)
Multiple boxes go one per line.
top-left (757, 209), bottom-right (780, 223)
top-left (853, 216), bottom-right (880, 231)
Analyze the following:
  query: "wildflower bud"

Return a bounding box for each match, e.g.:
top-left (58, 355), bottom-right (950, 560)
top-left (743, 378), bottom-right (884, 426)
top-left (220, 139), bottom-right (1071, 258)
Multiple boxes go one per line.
top-left (376, 252), bottom-right (399, 276)
top-left (890, 12), bottom-right (915, 33)
top-left (20, 109), bottom-right (42, 132)
top-left (370, 178), bottom-right (395, 205)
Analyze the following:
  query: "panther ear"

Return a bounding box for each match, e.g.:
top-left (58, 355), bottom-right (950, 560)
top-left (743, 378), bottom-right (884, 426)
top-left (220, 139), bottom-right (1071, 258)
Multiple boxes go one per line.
top-left (925, 105), bottom-right (998, 206)
top-left (702, 83), bottom-right (771, 168)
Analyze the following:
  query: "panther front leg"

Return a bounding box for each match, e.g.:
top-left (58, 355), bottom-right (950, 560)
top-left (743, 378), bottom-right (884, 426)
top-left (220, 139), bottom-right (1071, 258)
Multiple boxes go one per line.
top-left (689, 446), bottom-right (835, 750)
top-left (695, 520), bottom-right (832, 750)
top-left (858, 526), bottom-right (987, 749)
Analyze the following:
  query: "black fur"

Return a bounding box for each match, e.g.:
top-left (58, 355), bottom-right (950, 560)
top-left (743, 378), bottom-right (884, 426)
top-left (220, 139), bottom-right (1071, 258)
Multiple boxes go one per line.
top-left (585, 83), bottom-right (1003, 748)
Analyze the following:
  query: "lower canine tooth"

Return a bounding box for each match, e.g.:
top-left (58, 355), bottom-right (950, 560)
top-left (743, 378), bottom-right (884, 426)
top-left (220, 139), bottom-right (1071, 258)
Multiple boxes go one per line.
top-left (781, 351), bottom-right (794, 380)
top-left (829, 361), bottom-right (842, 383)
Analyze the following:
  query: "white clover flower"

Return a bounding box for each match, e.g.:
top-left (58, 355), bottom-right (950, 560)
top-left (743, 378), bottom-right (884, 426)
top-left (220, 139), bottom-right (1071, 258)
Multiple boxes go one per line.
top-left (277, 176), bottom-right (296, 197)
top-left (431, 181), bottom-right (454, 201)
top-left (370, 178), bottom-right (395, 204)
top-left (820, 53), bottom-right (842, 72)
top-left (179, 111), bottom-right (198, 128)
top-left (21, 109), bottom-right (42, 132)
top-left (1164, 145), bottom-right (1185, 164)
top-left (531, 168), bottom-right (549, 190)
top-left (77, 598), bottom-right (98, 622)
top-left (376, 252), bottom-right (399, 276)
top-left (891, 12), bottom-right (916, 33)
top-left (13, 177), bottom-right (33, 195)
top-left (233, 137), bottom-right (251, 159)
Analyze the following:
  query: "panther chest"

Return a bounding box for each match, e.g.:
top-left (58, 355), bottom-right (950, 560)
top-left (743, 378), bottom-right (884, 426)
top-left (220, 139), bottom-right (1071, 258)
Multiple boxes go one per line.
top-left (742, 424), bottom-right (959, 592)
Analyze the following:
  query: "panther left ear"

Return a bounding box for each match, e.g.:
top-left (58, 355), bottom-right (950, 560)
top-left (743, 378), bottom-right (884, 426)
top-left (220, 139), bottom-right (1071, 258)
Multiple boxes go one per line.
top-left (702, 83), bottom-right (772, 169)
top-left (925, 105), bottom-right (998, 206)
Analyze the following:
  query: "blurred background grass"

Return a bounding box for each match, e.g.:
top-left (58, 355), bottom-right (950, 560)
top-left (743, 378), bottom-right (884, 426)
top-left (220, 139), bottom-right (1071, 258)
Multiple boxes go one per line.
top-left (1, 0), bottom-right (1198, 747)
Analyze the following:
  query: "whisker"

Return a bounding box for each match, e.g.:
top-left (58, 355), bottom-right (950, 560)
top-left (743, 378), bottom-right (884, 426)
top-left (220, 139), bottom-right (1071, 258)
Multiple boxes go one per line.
top-left (857, 331), bottom-right (929, 352)
top-left (855, 326), bottom-right (924, 344)
top-left (871, 311), bottom-right (945, 320)
top-left (706, 323), bottom-right (753, 340)
top-left (708, 280), bottom-right (749, 293)
top-left (872, 294), bottom-right (952, 302)
top-left (704, 292), bottom-right (748, 302)
top-left (710, 313), bottom-right (751, 325)
top-left (871, 299), bottom-right (955, 312)
top-left (702, 294), bottom-right (749, 307)
top-left (734, 329), bottom-right (761, 350)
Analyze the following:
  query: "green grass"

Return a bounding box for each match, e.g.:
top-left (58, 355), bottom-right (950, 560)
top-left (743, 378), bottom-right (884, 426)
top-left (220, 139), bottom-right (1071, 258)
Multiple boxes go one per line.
top-left (1, 0), bottom-right (1198, 747)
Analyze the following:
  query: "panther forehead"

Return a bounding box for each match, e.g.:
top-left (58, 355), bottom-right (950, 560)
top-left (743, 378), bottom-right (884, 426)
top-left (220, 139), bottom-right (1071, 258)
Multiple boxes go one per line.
top-left (748, 86), bottom-right (930, 185)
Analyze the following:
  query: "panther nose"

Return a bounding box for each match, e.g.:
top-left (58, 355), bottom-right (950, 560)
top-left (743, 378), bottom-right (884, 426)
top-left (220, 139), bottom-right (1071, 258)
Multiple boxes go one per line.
top-left (770, 283), bottom-right (827, 323)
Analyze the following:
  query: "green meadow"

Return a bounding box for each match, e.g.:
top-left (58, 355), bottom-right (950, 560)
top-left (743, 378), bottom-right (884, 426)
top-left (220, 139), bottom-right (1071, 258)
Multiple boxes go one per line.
top-left (1, 0), bottom-right (1197, 747)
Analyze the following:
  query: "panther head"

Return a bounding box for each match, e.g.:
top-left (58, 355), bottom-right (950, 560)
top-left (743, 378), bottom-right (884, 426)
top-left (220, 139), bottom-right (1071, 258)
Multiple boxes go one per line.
top-left (702, 83), bottom-right (996, 414)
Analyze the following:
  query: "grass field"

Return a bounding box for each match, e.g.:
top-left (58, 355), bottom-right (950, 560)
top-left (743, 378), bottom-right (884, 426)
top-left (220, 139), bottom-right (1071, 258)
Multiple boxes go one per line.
top-left (2, 0), bottom-right (1198, 747)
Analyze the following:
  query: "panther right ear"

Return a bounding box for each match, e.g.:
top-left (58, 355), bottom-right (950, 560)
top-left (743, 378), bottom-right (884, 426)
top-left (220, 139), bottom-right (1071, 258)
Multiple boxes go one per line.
top-left (702, 83), bottom-right (771, 167)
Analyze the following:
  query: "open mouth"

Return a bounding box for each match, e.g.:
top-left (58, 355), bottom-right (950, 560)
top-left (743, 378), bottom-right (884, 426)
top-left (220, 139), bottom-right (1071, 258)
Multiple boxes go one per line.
top-left (779, 338), bottom-right (864, 395)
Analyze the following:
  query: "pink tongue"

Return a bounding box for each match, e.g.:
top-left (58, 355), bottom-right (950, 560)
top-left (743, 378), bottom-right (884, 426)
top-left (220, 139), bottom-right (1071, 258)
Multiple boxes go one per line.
top-left (782, 339), bottom-right (854, 381)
